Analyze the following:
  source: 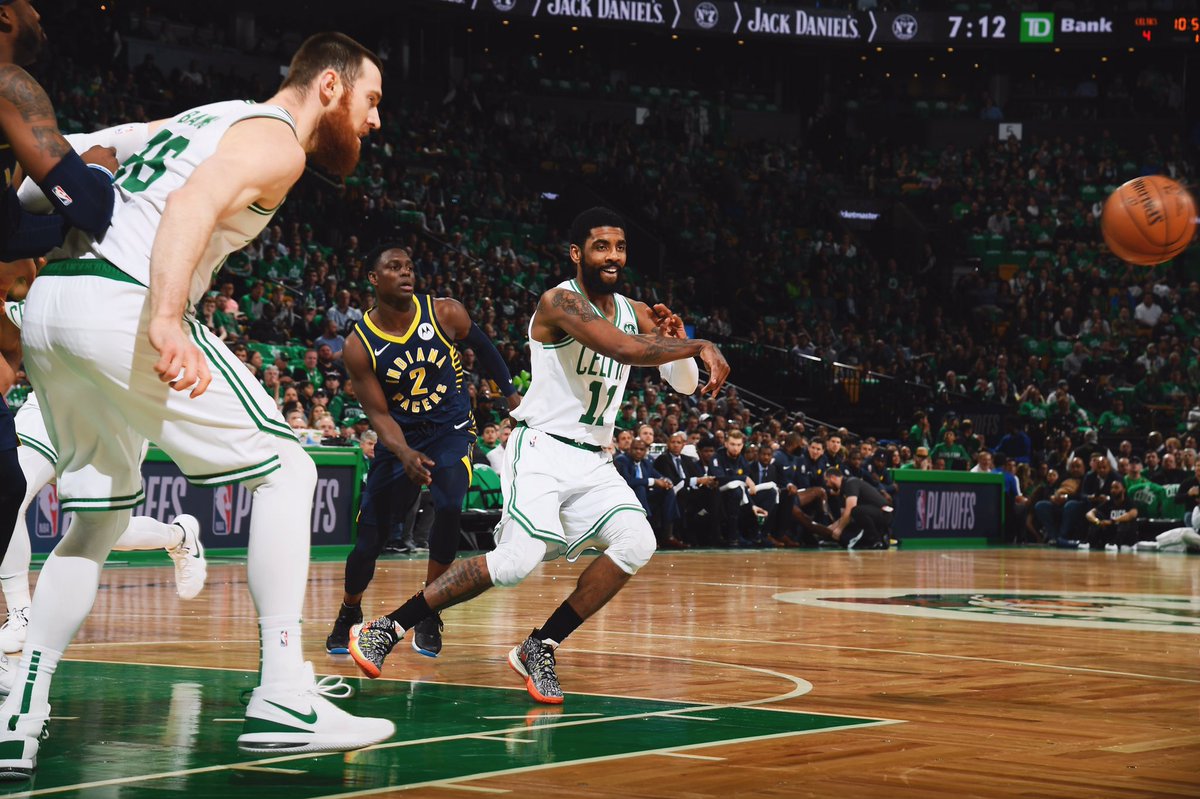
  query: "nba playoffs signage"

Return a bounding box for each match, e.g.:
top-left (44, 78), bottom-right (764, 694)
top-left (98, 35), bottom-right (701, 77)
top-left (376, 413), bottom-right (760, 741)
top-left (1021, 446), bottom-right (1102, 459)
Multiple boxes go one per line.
top-left (423, 2), bottom-right (1172, 47)
top-left (774, 589), bottom-right (1200, 634)
top-left (25, 447), bottom-right (363, 553)
top-left (891, 470), bottom-right (1003, 541)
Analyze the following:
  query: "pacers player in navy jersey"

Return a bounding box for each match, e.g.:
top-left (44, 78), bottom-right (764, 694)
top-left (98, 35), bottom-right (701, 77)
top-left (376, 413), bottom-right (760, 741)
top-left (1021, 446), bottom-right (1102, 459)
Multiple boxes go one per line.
top-left (325, 245), bottom-right (520, 657)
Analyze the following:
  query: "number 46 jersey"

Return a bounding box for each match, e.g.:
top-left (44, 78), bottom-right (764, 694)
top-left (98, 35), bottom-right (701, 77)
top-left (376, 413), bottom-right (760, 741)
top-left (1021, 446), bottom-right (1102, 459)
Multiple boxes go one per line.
top-left (511, 278), bottom-right (639, 448)
top-left (85, 100), bottom-right (297, 309)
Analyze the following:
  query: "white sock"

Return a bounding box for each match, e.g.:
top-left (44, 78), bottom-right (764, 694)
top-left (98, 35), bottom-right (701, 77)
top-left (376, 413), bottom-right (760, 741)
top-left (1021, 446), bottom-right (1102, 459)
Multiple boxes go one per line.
top-left (0, 573), bottom-right (31, 615)
top-left (259, 616), bottom-right (305, 685)
top-left (30, 510), bottom-right (130, 653)
top-left (21, 553), bottom-right (103, 655)
top-left (0, 644), bottom-right (62, 721)
top-left (245, 440), bottom-right (315, 685)
top-left (113, 516), bottom-right (183, 552)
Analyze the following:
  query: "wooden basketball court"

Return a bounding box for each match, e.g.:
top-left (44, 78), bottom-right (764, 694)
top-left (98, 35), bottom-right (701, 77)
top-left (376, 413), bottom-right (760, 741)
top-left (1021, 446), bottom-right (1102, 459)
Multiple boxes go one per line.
top-left (9, 545), bottom-right (1198, 798)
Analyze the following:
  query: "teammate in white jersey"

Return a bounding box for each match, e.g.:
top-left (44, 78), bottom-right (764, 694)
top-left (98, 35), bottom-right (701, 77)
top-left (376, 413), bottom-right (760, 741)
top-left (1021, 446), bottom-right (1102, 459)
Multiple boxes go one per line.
top-left (351, 207), bottom-right (729, 703)
top-left (0, 297), bottom-right (206, 657)
top-left (0, 33), bottom-right (393, 779)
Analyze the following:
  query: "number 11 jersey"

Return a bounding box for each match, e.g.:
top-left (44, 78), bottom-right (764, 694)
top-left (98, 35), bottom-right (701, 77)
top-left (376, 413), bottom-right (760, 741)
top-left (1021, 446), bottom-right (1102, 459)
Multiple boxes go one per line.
top-left (511, 279), bottom-right (639, 448)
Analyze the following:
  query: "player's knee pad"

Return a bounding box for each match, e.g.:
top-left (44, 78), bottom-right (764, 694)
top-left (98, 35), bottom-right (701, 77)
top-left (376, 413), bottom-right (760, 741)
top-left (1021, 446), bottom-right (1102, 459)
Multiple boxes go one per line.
top-left (484, 524), bottom-right (547, 587)
top-left (602, 512), bottom-right (657, 575)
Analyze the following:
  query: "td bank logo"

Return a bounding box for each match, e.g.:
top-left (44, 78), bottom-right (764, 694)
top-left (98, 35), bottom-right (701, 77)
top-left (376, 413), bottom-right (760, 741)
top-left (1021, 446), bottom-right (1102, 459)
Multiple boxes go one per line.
top-left (1020, 12), bottom-right (1055, 42)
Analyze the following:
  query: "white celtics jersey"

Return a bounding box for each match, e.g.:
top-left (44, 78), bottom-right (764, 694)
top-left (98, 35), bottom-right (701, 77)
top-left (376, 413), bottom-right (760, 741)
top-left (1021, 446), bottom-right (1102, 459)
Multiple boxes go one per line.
top-left (3, 300), bottom-right (21, 330)
top-left (86, 100), bottom-right (297, 308)
top-left (511, 278), bottom-right (639, 448)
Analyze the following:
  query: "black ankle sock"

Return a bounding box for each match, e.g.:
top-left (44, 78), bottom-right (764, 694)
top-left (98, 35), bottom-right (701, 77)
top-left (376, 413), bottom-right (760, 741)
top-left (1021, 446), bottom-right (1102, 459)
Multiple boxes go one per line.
top-left (387, 591), bottom-right (433, 631)
top-left (532, 601), bottom-right (584, 645)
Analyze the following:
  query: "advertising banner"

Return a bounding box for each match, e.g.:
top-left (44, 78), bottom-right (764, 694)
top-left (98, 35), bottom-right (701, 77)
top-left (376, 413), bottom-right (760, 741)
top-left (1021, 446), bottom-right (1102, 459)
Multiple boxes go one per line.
top-left (26, 447), bottom-right (363, 554)
top-left (892, 470), bottom-right (1004, 542)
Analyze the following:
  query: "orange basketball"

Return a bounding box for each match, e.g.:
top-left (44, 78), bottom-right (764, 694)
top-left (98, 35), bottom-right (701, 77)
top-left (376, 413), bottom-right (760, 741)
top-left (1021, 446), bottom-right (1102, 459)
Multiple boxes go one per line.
top-left (1101, 175), bottom-right (1196, 266)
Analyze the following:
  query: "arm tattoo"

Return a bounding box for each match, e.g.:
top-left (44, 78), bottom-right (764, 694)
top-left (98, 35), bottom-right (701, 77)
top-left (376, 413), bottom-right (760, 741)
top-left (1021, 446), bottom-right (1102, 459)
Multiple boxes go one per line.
top-left (549, 289), bottom-right (602, 324)
top-left (0, 65), bottom-right (55, 122)
top-left (31, 125), bottom-right (70, 159)
top-left (632, 330), bottom-right (698, 360)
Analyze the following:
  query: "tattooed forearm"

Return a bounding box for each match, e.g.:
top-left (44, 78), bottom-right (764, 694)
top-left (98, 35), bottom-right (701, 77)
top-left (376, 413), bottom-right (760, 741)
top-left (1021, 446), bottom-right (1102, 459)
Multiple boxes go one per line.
top-left (631, 331), bottom-right (704, 362)
top-left (31, 126), bottom-right (70, 159)
top-left (427, 555), bottom-right (494, 609)
top-left (0, 65), bottom-right (55, 122)
top-left (549, 288), bottom-right (602, 323)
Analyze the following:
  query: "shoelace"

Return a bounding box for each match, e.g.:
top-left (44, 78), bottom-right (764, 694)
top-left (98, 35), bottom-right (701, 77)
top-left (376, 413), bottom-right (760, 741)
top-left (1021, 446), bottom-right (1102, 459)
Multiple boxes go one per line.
top-left (313, 674), bottom-right (354, 699)
top-left (360, 622), bottom-right (398, 662)
top-left (528, 643), bottom-right (557, 679)
top-left (1, 609), bottom-right (29, 631)
top-left (239, 673), bottom-right (356, 705)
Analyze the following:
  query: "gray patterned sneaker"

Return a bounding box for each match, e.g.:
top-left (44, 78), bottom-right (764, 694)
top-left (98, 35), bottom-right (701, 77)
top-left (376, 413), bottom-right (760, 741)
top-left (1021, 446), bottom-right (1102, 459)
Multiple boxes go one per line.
top-left (507, 635), bottom-right (563, 704)
top-left (411, 613), bottom-right (443, 658)
top-left (349, 618), bottom-right (401, 679)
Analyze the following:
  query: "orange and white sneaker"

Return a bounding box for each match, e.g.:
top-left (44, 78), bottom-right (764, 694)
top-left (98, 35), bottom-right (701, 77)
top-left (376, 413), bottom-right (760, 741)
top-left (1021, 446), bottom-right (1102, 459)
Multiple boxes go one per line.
top-left (508, 635), bottom-right (564, 705)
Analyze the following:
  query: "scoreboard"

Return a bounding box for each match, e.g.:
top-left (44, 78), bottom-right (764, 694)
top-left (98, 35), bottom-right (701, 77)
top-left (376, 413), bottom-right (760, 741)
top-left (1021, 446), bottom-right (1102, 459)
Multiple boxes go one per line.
top-left (421, 2), bottom-right (1200, 48)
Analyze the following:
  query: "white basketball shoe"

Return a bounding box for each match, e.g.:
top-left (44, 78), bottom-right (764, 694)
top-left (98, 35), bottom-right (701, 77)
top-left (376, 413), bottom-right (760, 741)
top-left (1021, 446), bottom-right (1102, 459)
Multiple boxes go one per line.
top-left (167, 515), bottom-right (207, 600)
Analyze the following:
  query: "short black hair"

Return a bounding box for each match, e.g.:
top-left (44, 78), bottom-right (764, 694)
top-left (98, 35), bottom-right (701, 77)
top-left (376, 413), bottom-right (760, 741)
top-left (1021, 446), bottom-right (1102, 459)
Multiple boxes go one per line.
top-left (569, 207), bottom-right (626, 250)
top-left (365, 243), bottom-right (407, 274)
top-left (280, 32), bottom-right (381, 95)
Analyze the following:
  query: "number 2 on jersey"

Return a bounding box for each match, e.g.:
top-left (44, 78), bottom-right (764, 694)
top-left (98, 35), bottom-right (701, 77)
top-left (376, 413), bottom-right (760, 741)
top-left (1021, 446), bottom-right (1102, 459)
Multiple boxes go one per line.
top-left (117, 129), bottom-right (190, 194)
top-left (579, 380), bottom-right (617, 426)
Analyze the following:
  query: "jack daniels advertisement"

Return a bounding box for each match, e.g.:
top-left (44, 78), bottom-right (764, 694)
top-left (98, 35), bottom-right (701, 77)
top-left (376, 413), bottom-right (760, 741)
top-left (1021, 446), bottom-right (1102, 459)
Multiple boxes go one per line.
top-left (423, 1), bottom-right (1141, 48)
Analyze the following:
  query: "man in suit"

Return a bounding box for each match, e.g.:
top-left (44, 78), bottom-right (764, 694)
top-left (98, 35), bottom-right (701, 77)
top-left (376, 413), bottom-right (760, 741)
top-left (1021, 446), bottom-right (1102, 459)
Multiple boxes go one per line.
top-left (616, 438), bottom-right (686, 549)
top-left (654, 431), bottom-right (711, 546)
top-left (748, 444), bottom-right (792, 547)
top-left (687, 436), bottom-right (728, 546)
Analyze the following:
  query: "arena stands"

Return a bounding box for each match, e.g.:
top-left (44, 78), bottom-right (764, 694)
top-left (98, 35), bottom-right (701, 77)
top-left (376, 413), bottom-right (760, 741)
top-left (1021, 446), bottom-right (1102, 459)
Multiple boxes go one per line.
top-left (4, 0), bottom-right (1199, 549)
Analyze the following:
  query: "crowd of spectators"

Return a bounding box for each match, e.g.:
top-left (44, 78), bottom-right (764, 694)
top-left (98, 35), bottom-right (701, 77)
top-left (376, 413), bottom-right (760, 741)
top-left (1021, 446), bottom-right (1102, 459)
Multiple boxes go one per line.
top-left (4, 3), bottom-right (1200, 551)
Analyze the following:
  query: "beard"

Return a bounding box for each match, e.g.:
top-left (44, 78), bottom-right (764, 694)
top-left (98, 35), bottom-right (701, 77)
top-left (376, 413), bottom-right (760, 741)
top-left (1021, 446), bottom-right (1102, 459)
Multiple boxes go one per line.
top-left (12, 21), bottom-right (44, 66)
top-left (310, 91), bottom-right (361, 178)
top-left (579, 263), bottom-right (620, 296)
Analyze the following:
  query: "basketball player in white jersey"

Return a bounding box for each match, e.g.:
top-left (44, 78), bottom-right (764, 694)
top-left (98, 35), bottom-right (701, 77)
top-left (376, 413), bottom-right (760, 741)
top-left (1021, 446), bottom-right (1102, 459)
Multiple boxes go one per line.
top-left (351, 207), bottom-right (729, 704)
top-left (0, 296), bottom-right (206, 655)
top-left (0, 33), bottom-right (394, 779)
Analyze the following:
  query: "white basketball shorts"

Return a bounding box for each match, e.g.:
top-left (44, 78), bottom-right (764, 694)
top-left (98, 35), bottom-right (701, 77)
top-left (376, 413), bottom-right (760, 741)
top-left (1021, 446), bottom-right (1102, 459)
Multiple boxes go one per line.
top-left (496, 423), bottom-right (646, 561)
top-left (21, 261), bottom-right (293, 512)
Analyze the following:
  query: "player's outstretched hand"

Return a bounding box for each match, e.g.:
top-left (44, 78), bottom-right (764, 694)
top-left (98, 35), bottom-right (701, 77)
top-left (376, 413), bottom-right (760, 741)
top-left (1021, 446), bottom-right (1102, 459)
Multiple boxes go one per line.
top-left (697, 342), bottom-right (729, 397)
top-left (650, 303), bottom-right (686, 339)
top-left (149, 317), bottom-right (212, 398)
top-left (398, 446), bottom-right (435, 486)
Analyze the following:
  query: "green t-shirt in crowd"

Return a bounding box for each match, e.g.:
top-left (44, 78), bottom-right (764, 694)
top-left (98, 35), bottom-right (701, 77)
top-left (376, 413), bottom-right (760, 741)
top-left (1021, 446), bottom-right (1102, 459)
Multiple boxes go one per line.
top-left (930, 443), bottom-right (970, 470)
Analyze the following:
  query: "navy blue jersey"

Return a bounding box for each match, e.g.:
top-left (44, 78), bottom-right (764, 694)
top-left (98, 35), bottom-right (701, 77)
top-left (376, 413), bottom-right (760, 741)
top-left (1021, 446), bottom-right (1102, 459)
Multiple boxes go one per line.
top-left (0, 398), bottom-right (14, 452)
top-left (351, 295), bottom-right (472, 432)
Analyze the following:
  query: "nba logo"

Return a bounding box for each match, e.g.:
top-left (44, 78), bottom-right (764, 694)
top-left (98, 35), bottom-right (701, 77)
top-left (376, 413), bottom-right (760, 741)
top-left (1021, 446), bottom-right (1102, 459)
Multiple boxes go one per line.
top-left (915, 489), bottom-right (927, 531)
top-left (33, 486), bottom-right (59, 539)
top-left (279, 631), bottom-right (289, 648)
top-left (213, 485), bottom-right (233, 536)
